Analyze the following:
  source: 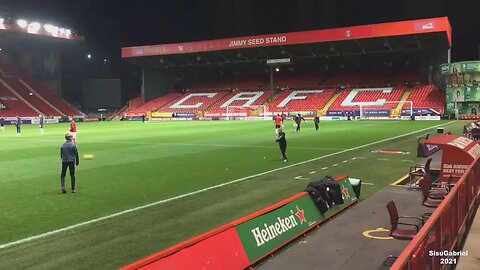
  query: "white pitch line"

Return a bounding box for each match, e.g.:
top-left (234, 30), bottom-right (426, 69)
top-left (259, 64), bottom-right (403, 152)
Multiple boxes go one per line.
top-left (294, 176), bottom-right (303, 179)
top-left (309, 171), bottom-right (317, 174)
top-left (342, 160), bottom-right (349, 163)
top-left (377, 158), bottom-right (390, 161)
top-left (322, 167), bottom-right (329, 170)
top-left (356, 157), bottom-right (367, 160)
top-left (401, 160), bottom-right (415, 162)
top-left (0, 121), bottom-right (454, 250)
top-left (332, 164), bottom-right (339, 167)
top-left (362, 182), bottom-right (375, 186)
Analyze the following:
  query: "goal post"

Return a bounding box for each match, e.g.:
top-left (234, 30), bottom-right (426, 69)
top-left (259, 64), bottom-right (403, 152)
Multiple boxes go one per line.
top-left (359, 101), bottom-right (413, 120)
top-left (226, 105), bottom-right (269, 120)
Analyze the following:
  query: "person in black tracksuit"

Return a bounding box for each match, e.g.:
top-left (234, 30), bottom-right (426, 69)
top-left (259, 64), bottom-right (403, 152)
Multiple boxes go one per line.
top-left (15, 117), bottom-right (21, 134)
top-left (60, 133), bottom-right (80, 193)
top-left (276, 129), bottom-right (288, 162)
top-left (314, 115), bottom-right (320, 130)
top-left (295, 114), bottom-right (305, 132)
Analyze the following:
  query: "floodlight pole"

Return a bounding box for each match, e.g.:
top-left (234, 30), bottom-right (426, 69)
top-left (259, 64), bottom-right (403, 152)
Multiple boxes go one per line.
top-left (269, 65), bottom-right (274, 102)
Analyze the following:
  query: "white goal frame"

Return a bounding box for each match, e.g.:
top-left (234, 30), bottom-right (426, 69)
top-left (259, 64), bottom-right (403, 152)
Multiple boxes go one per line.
top-left (359, 101), bottom-right (413, 120)
top-left (226, 105), bottom-right (269, 120)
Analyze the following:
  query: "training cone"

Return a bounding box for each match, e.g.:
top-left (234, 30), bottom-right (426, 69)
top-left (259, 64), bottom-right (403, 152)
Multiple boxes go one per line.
top-left (83, 154), bottom-right (94, 160)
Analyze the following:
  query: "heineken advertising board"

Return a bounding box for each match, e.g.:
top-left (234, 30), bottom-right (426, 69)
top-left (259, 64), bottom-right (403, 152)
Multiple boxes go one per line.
top-left (440, 61), bottom-right (480, 75)
top-left (446, 86), bottom-right (480, 103)
top-left (236, 178), bottom-right (357, 263)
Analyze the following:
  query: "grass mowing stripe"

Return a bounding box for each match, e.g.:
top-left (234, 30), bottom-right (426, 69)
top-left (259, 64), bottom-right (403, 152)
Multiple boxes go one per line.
top-left (0, 120), bottom-right (453, 250)
top-left (1, 138), bottom-right (346, 151)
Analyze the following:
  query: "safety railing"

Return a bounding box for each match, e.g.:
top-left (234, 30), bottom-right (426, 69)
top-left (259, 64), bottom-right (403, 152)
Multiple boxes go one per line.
top-left (391, 157), bottom-right (480, 270)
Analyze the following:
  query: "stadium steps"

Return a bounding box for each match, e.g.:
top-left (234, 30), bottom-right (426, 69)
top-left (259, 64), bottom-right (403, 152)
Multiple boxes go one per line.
top-left (392, 89), bottom-right (412, 116)
top-left (320, 90), bottom-right (342, 114)
top-left (0, 78), bottom-right (42, 115)
top-left (18, 79), bottom-right (65, 115)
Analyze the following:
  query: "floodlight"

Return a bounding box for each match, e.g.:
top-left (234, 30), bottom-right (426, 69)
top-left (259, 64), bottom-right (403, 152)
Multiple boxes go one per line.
top-left (59, 28), bottom-right (66, 34)
top-left (17, 19), bottom-right (28, 28)
top-left (28, 22), bottom-right (41, 33)
top-left (65, 29), bottom-right (72, 36)
top-left (275, 67), bottom-right (280, 72)
top-left (87, 54), bottom-right (92, 59)
top-left (44, 24), bottom-right (59, 35)
top-left (0, 18), bottom-right (4, 24)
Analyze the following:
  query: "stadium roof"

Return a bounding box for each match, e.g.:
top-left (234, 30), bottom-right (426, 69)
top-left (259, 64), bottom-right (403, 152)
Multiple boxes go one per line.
top-left (122, 17), bottom-right (451, 68)
top-left (0, 20), bottom-right (84, 50)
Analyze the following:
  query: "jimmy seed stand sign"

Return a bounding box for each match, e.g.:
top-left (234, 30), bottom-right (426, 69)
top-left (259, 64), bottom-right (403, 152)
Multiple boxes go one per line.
top-left (236, 178), bottom-right (357, 263)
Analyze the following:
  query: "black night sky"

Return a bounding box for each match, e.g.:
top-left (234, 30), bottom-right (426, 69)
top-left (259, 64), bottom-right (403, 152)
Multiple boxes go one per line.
top-left (2, 0), bottom-right (479, 62)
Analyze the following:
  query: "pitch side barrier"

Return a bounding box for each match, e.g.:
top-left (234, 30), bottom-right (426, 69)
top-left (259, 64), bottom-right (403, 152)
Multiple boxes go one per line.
top-left (391, 156), bottom-right (480, 270)
top-left (121, 175), bottom-right (358, 270)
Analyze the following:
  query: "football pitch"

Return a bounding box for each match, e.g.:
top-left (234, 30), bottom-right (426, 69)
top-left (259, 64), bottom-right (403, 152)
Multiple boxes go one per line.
top-left (0, 119), bottom-right (464, 269)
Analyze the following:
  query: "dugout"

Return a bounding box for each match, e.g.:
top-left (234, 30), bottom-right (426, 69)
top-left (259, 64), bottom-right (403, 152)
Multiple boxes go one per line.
top-left (122, 17), bottom-right (452, 104)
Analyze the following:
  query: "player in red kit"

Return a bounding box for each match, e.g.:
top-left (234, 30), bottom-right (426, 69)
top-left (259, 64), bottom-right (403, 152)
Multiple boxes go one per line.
top-left (70, 120), bottom-right (77, 144)
top-left (274, 114), bottom-right (282, 134)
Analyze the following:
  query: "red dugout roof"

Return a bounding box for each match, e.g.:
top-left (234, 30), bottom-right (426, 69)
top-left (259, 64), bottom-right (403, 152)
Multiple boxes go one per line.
top-left (122, 17), bottom-right (451, 58)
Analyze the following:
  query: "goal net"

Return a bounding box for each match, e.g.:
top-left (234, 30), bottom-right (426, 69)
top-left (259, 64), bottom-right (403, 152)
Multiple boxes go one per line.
top-left (359, 101), bottom-right (413, 120)
top-left (226, 105), bottom-right (269, 120)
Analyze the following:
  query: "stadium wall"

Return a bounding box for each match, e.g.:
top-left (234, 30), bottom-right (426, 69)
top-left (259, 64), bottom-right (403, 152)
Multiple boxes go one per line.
top-left (121, 175), bottom-right (358, 270)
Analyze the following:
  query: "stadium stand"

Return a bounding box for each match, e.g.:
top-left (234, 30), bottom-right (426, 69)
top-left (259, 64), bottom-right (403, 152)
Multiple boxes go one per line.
top-left (205, 90), bottom-right (271, 115)
top-left (128, 92), bottom-right (183, 115)
top-left (402, 85), bottom-right (445, 112)
top-left (0, 60), bottom-right (82, 116)
top-left (0, 80), bottom-right (39, 117)
top-left (268, 89), bottom-right (336, 112)
top-left (162, 91), bottom-right (230, 112)
top-left (328, 86), bottom-right (406, 111)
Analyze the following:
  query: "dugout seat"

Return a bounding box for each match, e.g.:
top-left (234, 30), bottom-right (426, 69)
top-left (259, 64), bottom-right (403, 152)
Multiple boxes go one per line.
top-left (384, 201), bottom-right (424, 266)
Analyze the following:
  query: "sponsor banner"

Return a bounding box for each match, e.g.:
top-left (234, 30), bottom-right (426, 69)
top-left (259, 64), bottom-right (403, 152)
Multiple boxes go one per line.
top-left (319, 116), bottom-right (346, 120)
top-left (204, 113), bottom-right (222, 117)
top-left (236, 178), bottom-right (357, 263)
top-left (150, 112), bottom-right (173, 118)
top-left (408, 108), bottom-right (441, 116)
top-left (288, 111), bottom-right (314, 116)
top-left (31, 118), bottom-right (59, 124)
top-left (363, 110), bottom-right (390, 117)
top-left (1, 119), bottom-right (32, 125)
top-left (236, 196), bottom-right (322, 263)
top-left (173, 112), bottom-right (195, 117)
top-left (414, 116), bottom-right (441, 120)
top-left (84, 118), bottom-right (100, 122)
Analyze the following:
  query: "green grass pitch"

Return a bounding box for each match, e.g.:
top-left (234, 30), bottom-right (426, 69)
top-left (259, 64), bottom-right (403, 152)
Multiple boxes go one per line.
top-left (0, 119), bottom-right (465, 269)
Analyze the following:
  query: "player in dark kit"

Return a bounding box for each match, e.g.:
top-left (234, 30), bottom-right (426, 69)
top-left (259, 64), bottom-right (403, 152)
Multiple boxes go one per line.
top-left (275, 128), bottom-right (288, 162)
top-left (0, 117), bottom-right (4, 132)
top-left (15, 117), bottom-right (21, 134)
top-left (295, 113), bottom-right (305, 132)
top-left (39, 114), bottom-right (45, 134)
top-left (60, 133), bottom-right (79, 193)
top-left (314, 115), bottom-right (320, 130)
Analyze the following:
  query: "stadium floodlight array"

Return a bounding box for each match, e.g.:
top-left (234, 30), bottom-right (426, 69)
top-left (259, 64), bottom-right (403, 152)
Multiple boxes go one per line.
top-left (226, 105), bottom-right (269, 120)
top-left (12, 18), bottom-right (72, 37)
top-left (359, 101), bottom-right (413, 120)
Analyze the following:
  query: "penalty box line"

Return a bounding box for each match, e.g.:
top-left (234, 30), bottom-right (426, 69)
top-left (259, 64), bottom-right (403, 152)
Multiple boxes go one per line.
top-left (0, 121), bottom-right (454, 250)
